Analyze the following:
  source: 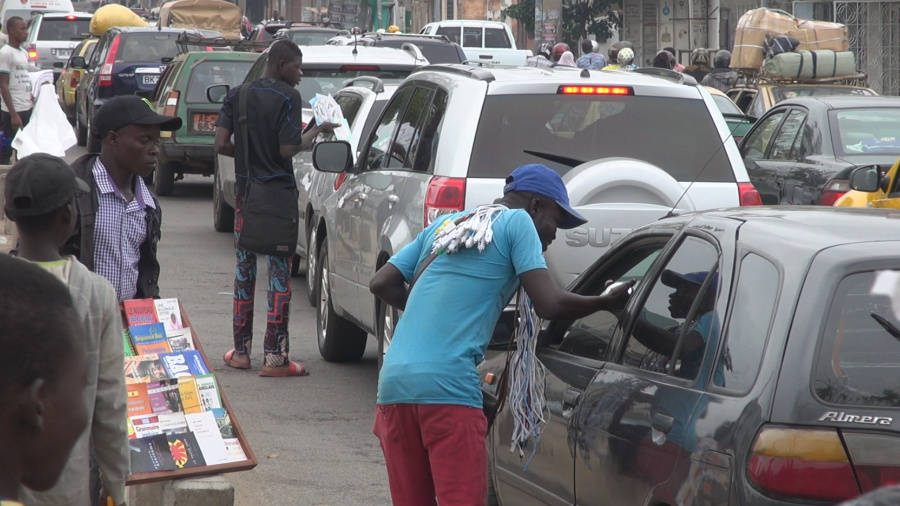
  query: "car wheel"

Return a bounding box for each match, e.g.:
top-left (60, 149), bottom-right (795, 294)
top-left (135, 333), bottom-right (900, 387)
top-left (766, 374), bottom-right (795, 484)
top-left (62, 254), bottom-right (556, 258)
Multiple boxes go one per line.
top-left (316, 238), bottom-right (367, 362)
top-left (290, 253), bottom-right (302, 277)
top-left (376, 299), bottom-right (399, 372)
top-left (86, 112), bottom-right (100, 153)
top-left (305, 225), bottom-right (318, 306)
top-left (213, 160), bottom-right (234, 233)
top-left (154, 154), bottom-right (175, 196)
top-left (486, 451), bottom-right (500, 506)
top-left (76, 115), bottom-right (87, 147)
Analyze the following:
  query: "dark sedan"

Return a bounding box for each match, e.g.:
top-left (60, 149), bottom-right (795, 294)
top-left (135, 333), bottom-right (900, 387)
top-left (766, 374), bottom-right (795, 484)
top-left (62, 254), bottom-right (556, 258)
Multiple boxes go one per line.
top-left (740, 96), bottom-right (900, 205)
top-left (481, 207), bottom-right (900, 505)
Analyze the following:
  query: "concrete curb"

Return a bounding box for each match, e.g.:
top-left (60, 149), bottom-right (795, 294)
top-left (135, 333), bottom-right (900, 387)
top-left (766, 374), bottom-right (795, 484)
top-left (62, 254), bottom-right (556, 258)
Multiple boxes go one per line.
top-left (128, 475), bottom-right (234, 506)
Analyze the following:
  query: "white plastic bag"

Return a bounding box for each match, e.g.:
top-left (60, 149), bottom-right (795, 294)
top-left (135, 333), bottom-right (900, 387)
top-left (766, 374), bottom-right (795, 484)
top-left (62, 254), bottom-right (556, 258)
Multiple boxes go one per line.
top-left (12, 83), bottom-right (77, 158)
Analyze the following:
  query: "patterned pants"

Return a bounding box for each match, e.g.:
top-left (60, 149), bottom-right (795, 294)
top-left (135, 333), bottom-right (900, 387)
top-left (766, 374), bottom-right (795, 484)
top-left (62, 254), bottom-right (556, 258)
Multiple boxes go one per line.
top-left (233, 193), bottom-right (292, 367)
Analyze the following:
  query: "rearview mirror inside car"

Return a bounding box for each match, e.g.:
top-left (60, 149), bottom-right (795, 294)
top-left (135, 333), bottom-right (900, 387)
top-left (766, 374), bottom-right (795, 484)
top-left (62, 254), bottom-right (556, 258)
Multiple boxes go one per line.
top-left (206, 84), bottom-right (230, 104)
top-left (313, 141), bottom-right (353, 173)
top-left (70, 56), bottom-right (86, 69)
top-left (848, 165), bottom-right (881, 193)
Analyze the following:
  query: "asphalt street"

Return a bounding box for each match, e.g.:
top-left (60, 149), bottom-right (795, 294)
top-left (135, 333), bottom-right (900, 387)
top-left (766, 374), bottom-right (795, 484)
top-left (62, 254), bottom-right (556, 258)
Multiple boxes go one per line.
top-left (63, 146), bottom-right (392, 506)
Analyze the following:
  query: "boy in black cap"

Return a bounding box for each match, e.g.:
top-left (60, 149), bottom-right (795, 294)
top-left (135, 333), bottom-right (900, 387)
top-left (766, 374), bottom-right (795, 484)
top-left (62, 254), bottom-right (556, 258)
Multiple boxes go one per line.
top-left (0, 254), bottom-right (89, 506)
top-left (6, 153), bottom-right (130, 506)
top-left (64, 94), bottom-right (182, 302)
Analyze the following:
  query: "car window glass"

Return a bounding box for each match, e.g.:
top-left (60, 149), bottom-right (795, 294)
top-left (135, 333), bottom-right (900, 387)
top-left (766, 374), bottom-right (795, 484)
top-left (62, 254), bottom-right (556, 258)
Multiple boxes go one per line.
top-left (747, 94), bottom-right (766, 118)
top-left (462, 27), bottom-right (483, 47)
top-left (89, 35), bottom-right (109, 68)
top-left (154, 61), bottom-right (181, 104)
top-left (771, 110), bottom-right (806, 160)
top-left (411, 88), bottom-right (448, 173)
top-left (38, 18), bottom-right (91, 41)
top-left (833, 108), bottom-right (900, 155)
top-left (621, 236), bottom-right (720, 380)
top-left (712, 94), bottom-right (743, 115)
top-left (555, 244), bottom-right (665, 360)
top-left (336, 94), bottom-right (364, 125)
top-left (296, 69), bottom-right (411, 107)
top-left (790, 121), bottom-right (814, 160)
top-left (484, 28), bottom-right (510, 48)
top-left (186, 60), bottom-right (254, 103)
top-left (814, 270), bottom-right (900, 407)
top-left (734, 91), bottom-right (754, 113)
top-left (714, 253), bottom-right (779, 392)
top-left (118, 33), bottom-right (182, 62)
top-left (742, 111), bottom-right (785, 162)
top-left (245, 54), bottom-right (266, 82)
top-left (435, 26), bottom-right (460, 44)
top-left (364, 87), bottom-right (413, 172)
top-left (386, 87), bottom-right (432, 168)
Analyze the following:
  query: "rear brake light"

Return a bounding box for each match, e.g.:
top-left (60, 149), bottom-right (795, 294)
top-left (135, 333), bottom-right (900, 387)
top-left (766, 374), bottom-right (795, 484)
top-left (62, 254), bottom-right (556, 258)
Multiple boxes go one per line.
top-left (819, 178), bottom-right (850, 206)
top-left (98, 35), bottom-right (121, 87)
top-left (26, 44), bottom-right (36, 61)
top-left (424, 176), bottom-right (466, 226)
top-left (340, 65), bottom-right (379, 71)
top-left (334, 172), bottom-right (348, 191)
top-left (738, 182), bottom-right (762, 206)
top-left (65, 14), bottom-right (76, 20)
top-left (748, 426), bottom-right (859, 502)
top-left (558, 85), bottom-right (633, 95)
top-left (160, 91), bottom-right (178, 138)
top-left (843, 431), bottom-right (900, 493)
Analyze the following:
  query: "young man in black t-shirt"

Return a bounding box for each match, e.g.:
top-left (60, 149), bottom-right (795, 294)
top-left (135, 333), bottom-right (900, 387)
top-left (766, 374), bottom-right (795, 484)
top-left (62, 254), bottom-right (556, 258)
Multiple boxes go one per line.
top-left (214, 39), bottom-right (336, 377)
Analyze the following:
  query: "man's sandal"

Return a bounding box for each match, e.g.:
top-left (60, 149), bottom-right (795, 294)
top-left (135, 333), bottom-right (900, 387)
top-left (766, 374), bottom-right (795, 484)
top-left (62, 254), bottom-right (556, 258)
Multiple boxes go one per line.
top-left (259, 360), bottom-right (309, 377)
top-left (223, 349), bottom-right (251, 370)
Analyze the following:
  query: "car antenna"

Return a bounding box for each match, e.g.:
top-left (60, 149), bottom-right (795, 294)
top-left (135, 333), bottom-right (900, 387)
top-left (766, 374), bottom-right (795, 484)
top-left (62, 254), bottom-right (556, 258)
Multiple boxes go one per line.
top-left (665, 115), bottom-right (745, 219)
top-left (352, 26), bottom-right (359, 55)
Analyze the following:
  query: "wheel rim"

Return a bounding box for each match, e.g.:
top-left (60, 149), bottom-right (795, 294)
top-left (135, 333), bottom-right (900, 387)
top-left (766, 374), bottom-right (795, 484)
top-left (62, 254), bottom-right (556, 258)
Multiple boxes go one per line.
top-left (307, 227), bottom-right (317, 293)
top-left (318, 251), bottom-right (329, 346)
top-left (381, 306), bottom-right (394, 358)
top-left (213, 168), bottom-right (221, 214)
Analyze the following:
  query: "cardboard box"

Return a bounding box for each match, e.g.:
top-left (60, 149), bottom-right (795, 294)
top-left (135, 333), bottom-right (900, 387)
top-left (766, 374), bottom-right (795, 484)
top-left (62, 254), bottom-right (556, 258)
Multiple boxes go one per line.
top-left (732, 8), bottom-right (800, 69)
top-left (789, 27), bottom-right (850, 52)
top-left (0, 166), bottom-right (16, 254)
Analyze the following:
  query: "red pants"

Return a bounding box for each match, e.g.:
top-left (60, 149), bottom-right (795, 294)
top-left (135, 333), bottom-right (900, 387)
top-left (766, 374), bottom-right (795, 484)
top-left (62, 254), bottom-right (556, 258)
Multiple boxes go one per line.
top-left (373, 403), bottom-right (488, 506)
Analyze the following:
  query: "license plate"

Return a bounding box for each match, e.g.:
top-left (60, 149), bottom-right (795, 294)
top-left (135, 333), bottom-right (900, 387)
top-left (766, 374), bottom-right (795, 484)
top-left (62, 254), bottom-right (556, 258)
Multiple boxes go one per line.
top-left (142, 75), bottom-right (159, 85)
top-left (54, 49), bottom-right (71, 58)
top-left (192, 113), bottom-right (218, 133)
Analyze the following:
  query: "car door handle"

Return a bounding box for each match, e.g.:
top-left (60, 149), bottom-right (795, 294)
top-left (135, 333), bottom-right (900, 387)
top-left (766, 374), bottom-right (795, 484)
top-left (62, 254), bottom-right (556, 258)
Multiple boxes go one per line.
top-left (479, 54), bottom-right (493, 59)
top-left (651, 413), bottom-right (674, 434)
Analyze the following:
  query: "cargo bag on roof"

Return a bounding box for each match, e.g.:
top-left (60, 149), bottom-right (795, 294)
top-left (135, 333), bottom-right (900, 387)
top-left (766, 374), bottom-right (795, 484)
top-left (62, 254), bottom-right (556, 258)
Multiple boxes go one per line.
top-left (763, 49), bottom-right (856, 79)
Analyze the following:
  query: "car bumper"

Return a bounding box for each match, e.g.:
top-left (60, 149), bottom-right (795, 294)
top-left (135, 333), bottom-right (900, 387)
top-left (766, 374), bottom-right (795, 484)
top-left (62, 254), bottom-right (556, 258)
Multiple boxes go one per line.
top-left (160, 141), bottom-right (216, 174)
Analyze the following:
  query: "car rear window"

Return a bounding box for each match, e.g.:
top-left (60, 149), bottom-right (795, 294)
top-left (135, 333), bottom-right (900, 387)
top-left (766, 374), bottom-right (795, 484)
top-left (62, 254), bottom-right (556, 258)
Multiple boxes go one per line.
top-left (814, 270), bottom-right (900, 407)
top-left (469, 94), bottom-right (735, 181)
top-left (712, 94), bottom-right (743, 116)
top-left (290, 31), bottom-right (336, 46)
top-left (295, 68), bottom-right (411, 107)
top-left (832, 108), bottom-right (900, 155)
top-left (117, 32), bottom-right (183, 62)
top-left (770, 86), bottom-right (874, 105)
top-left (435, 26), bottom-right (460, 44)
top-left (186, 60), bottom-right (254, 103)
top-left (37, 18), bottom-right (91, 41)
top-left (374, 39), bottom-right (462, 64)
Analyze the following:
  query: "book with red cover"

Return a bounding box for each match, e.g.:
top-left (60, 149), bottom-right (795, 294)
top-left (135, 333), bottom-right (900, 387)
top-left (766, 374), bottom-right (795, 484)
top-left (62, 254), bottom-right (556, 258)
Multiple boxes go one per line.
top-left (126, 383), bottom-right (152, 417)
top-left (123, 299), bottom-right (159, 327)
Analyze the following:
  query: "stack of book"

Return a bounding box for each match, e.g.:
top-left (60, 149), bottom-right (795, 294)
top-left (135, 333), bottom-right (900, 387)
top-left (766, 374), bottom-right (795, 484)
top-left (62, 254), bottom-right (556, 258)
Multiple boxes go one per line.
top-left (123, 298), bottom-right (246, 475)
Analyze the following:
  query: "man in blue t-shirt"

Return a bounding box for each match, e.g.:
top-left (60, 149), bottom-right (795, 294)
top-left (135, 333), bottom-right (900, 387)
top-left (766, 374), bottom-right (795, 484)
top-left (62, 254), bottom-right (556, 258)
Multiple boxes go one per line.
top-left (369, 164), bottom-right (635, 506)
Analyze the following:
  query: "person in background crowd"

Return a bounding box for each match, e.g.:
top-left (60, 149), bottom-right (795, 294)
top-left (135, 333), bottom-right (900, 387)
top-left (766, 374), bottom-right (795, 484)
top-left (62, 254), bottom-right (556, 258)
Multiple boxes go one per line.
top-left (0, 254), bottom-right (89, 506)
top-left (684, 48), bottom-right (712, 82)
top-left (0, 17), bottom-right (33, 164)
top-left (6, 154), bottom-right (129, 506)
top-left (0, 21), bottom-right (9, 47)
top-left (551, 42), bottom-right (570, 63)
top-left (64, 95), bottom-right (182, 302)
top-left (576, 39), bottom-right (607, 70)
top-left (526, 43), bottom-right (554, 68)
top-left (215, 39), bottom-right (337, 377)
top-left (652, 49), bottom-right (676, 69)
top-left (369, 164), bottom-right (634, 506)
top-left (557, 50), bottom-right (577, 67)
top-left (663, 46), bottom-right (685, 71)
top-left (701, 50), bottom-right (738, 92)
top-left (602, 41), bottom-right (633, 70)
top-left (617, 46), bottom-right (638, 70)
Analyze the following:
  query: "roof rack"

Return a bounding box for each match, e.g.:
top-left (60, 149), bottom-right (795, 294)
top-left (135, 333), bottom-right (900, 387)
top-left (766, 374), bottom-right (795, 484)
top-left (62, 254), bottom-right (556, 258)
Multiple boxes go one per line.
top-left (283, 20), bottom-right (343, 29)
top-left (175, 32), bottom-right (271, 53)
top-left (412, 63), bottom-right (495, 82)
top-left (736, 69), bottom-right (869, 87)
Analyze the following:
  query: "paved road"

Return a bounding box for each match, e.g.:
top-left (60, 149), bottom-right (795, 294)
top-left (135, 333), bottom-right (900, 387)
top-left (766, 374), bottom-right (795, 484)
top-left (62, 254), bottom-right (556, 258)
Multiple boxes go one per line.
top-left (64, 147), bottom-right (392, 506)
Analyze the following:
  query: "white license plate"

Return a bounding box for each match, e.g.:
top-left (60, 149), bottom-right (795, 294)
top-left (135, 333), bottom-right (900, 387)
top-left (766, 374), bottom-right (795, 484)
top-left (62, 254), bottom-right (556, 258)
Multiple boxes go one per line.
top-left (55, 49), bottom-right (71, 58)
top-left (142, 75), bottom-right (159, 85)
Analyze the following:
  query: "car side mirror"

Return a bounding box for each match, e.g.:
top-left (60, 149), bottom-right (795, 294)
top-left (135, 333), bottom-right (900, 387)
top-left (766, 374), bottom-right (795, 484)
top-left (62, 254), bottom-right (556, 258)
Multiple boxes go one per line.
top-left (848, 165), bottom-right (881, 193)
top-left (70, 56), bottom-right (86, 69)
top-left (313, 141), bottom-right (353, 173)
top-left (206, 84), bottom-right (230, 103)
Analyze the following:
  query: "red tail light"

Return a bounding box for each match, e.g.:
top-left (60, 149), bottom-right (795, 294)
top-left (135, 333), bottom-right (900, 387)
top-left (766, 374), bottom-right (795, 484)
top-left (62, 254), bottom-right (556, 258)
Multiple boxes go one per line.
top-left (98, 35), bottom-right (121, 87)
top-left (748, 426), bottom-right (859, 502)
top-left (738, 182), bottom-right (762, 206)
top-left (160, 91), bottom-right (178, 138)
top-left (424, 176), bottom-right (466, 226)
top-left (69, 69), bottom-right (81, 88)
top-left (558, 85), bottom-right (633, 95)
top-left (26, 44), bottom-right (36, 61)
top-left (65, 14), bottom-right (77, 20)
top-left (334, 172), bottom-right (348, 191)
top-left (819, 178), bottom-right (850, 206)
top-left (340, 65), bottom-right (380, 71)
top-left (843, 431), bottom-right (900, 494)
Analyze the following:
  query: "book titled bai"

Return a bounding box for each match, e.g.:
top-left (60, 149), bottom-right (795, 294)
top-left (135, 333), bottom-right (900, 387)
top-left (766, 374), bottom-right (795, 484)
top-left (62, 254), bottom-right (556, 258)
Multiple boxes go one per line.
top-left (129, 323), bottom-right (171, 355)
top-left (159, 351), bottom-right (209, 378)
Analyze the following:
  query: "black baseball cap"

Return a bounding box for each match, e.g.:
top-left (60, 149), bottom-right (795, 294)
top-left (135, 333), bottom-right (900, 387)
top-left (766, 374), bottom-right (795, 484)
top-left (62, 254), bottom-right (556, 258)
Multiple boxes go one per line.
top-left (90, 95), bottom-right (182, 139)
top-left (4, 154), bottom-right (89, 219)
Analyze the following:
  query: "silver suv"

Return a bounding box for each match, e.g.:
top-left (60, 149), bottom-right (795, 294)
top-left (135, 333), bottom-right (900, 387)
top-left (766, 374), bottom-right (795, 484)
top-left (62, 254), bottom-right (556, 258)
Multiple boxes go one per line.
top-left (25, 12), bottom-right (91, 80)
top-left (311, 64), bottom-right (761, 365)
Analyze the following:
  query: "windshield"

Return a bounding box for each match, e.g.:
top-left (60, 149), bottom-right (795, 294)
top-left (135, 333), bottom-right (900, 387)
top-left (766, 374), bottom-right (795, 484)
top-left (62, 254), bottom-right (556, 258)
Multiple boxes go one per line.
top-left (290, 31), bottom-right (336, 46)
top-left (770, 86), bottom-right (874, 105)
top-left (37, 18), bottom-right (90, 41)
top-left (117, 32), bottom-right (183, 62)
top-left (815, 270), bottom-right (900, 407)
top-left (469, 94), bottom-right (734, 181)
top-left (296, 68), bottom-right (411, 107)
top-left (712, 94), bottom-right (743, 115)
top-left (186, 60), bottom-right (253, 103)
top-left (832, 108), bottom-right (900, 155)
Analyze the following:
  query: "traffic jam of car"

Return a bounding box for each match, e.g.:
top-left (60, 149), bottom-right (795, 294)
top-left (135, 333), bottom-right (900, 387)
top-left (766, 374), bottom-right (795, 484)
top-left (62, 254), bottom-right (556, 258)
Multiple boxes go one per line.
top-left (54, 1), bottom-right (900, 503)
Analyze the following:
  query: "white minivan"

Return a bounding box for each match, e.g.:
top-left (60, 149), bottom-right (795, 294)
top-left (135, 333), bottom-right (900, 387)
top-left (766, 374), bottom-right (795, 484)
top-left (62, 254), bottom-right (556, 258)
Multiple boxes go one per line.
top-left (0, 0), bottom-right (74, 28)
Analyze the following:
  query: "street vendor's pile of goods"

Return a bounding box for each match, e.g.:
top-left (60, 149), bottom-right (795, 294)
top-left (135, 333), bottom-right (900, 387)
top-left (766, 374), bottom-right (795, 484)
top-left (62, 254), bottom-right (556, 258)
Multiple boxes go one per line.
top-left (732, 8), bottom-right (854, 79)
top-left (90, 3), bottom-right (148, 35)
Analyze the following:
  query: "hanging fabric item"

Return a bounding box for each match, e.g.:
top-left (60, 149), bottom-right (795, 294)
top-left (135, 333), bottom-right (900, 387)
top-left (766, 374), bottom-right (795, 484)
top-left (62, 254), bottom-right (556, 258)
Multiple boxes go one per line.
top-left (507, 287), bottom-right (547, 469)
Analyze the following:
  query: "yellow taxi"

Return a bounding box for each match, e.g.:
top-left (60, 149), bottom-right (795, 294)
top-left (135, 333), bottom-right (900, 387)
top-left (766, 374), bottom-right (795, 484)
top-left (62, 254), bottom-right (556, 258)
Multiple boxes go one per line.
top-left (56, 37), bottom-right (97, 121)
top-left (834, 159), bottom-right (900, 208)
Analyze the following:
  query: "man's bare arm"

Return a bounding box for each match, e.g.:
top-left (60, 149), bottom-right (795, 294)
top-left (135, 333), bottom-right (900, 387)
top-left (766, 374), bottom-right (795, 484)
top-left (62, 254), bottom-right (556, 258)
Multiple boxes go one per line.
top-left (0, 73), bottom-right (20, 130)
top-left (369, 263), bottom-right (409, 311)
top-left (214, 127), bottom-right (234, 157)
top-left (519, 268), bottom-right (634, 321)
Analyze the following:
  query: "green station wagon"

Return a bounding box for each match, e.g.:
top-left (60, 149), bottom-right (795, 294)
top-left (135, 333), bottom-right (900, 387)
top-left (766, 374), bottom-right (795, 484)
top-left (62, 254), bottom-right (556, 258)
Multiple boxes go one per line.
top-left (150, 51), bottom-right (259, 196)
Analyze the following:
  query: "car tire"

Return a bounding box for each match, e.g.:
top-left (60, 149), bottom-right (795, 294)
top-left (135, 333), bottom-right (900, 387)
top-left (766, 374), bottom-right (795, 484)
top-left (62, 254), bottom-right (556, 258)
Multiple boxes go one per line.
top-left (305, 225), bottom-right (318, 306)
top-left (290, 253), bottom-right (302, 277)
top-left (76, 115), bottom-right (87, 147)
top-left (375, 299), bottom-right (399, 372)
top-left (86, 112), bottom-right (100, 153)
top-left (316, 238), bottom-right (367, 362)
top-left (155, 155), bottom-right (175, 196)
top-left (213, 160), bottom-right (234, 233)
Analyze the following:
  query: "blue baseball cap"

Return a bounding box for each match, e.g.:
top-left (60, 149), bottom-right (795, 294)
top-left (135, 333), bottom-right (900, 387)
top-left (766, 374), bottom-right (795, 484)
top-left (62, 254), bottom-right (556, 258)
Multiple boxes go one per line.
top-left (662, 270), bottom-right (719, 290)
top-left (503, 164), bottom-right (587, 230)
